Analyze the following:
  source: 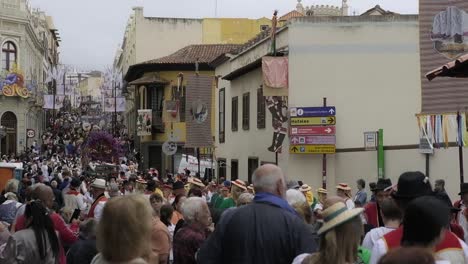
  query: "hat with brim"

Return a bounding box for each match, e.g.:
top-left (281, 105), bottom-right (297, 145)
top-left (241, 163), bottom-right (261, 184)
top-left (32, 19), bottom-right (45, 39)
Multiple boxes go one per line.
top-left (188, 177), bottom-right (205, 188)
top-left (247, 184), bottom-right (254, 191)
top-left (318, 202), bottom-right (364, 235)
top-left (300, 184), bottom-right (312, 192)
top-left (336, 183), bottom-right (351, 191)
top-left (459, 183), bottom-right (468, 195)
top-left (232, 179), bottom-right (247, 191)
top-left (392, 172), bottom-right (432, 200)
top-left (317, 188), bottom-right (328, 194)
top-left (173, 181), bottom-right (184, 190)
top-left (373, 178), bottom-right (393, 192)
top-left (91, 178), bottom-right (106, 189)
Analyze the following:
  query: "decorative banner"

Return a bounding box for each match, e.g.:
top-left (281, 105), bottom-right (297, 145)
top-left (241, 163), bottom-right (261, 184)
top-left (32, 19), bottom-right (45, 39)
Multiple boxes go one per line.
top-left (267, 96), bottom-right (288, 152)
top-left (185, 75), bottom-right (213, 148)
top-left (0, 64), bottom-right (30, 98)
top-left (43, 95), bottom-right (64, 109)
top-left (262, 56), bottom-right (288, 97)
top-left (420, 1), bottom-right (468, 113)
top-left (162, 140), bottom-right (177, 156)
top-left (137, 109), bottom-right (152, 136)
top-left (163, 100), bottom-right (180, 123)
top-left (104, 97), bottom-right (126, 112)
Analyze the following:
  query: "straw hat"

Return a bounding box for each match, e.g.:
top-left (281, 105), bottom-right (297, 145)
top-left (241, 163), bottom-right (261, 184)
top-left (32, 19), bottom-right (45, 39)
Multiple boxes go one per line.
top-left (247, 184), bottom-right (254, 191)
top-left (317, 188), bottom-right (328, 194)
top-left (91, 178), bottom-right (107, 189)
top-left (318, 202), bottom-right (364, 235)
top-left (300, 184), bottom-right (312, 192)
top-left (232, 179), bottom-right (247, 191)
top-left (188, 177), bottom-right (205, 188)
top-left (336, 183), bottom-right (351, 191)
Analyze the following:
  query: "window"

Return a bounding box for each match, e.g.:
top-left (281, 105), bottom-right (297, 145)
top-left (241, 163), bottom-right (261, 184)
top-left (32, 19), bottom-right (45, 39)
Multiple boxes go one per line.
top-left (219, 88), bottom-right (225, 143)
top-left (232, 96), bottom-right (238, 131)
top-left (257, 87), bottom-right (266, 129)
top-left (2, 41), bottom-right (17, 72)
top-left (231, 160), bottom-right (239, 181)
top-left (248, 157), bottom-right (259, 184)
top-left (242, 92), bottom-right (250, 130)
top-left (218, 158), bottom-right (227, 180)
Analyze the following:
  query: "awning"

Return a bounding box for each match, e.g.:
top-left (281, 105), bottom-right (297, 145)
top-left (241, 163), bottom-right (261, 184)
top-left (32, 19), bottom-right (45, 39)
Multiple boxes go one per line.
top-left (426, 54), bottom-right (468, 81)
top-left (128, 74), bottom-right (170, 86)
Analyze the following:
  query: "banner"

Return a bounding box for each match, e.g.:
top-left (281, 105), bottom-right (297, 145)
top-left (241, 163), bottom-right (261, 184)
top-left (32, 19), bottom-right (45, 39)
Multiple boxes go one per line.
top-left (163, 100), bottom-right (180, 122)
top-left (262, 56), bottom-right (288, 97)
top-left (185, 75), bottom-right (213, 148)
top-left (43, 95), bottom-right (64, 109)
top-left (420, 1), bottom-right (468, 113)
top-left (104, 97), bottom-right (126, 112)
top-left (137, 109), bottom-right (152, 136)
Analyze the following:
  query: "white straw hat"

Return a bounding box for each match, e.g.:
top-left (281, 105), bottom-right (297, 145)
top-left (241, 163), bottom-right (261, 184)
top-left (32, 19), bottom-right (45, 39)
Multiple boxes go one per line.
top-left (232, 179), bottom-right (247, 191)
top-left (318, 202), bottom-right (363, 235)
top-left (91, 178), bottom-right (107, 189)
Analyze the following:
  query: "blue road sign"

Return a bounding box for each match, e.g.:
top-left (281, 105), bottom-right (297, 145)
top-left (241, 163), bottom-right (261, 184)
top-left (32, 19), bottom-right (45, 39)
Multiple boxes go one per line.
top-left (290, 107), bottom-right (336, 117)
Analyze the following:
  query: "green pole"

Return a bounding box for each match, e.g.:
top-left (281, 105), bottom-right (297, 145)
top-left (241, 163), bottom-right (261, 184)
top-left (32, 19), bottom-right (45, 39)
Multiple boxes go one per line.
top-left (378, 129), bottom-right (385, 178)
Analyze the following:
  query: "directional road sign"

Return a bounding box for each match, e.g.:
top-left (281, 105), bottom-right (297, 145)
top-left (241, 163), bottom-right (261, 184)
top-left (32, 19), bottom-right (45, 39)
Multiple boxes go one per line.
top-left (290, 126), bottom-right (335, 136)
top-left (290, 116), bottom-right (336, 126)
top-left (289, 145), bottom-right (336, 154)
top-left (290, 135), bottom-right (336, 145)
top-left (290, 107), bottom-right (336, 117)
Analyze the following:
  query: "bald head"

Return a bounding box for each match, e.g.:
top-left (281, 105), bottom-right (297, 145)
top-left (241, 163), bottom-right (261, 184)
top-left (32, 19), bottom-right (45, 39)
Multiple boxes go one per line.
top-left (252, 164), bottom-right (286, 198)
top-left (323, 196), bottom-right (345, 209)
top-left (33, 184), bottom-right (54, 209)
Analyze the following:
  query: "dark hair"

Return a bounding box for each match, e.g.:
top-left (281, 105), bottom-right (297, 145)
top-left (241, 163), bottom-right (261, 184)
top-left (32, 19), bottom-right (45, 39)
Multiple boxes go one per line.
top-left (369, 182), bottom-right (376, 191)
top-left (150, 193), bottom-right (163, 203)
top-left (172, 194), bottom-right (186, 210)
top-left (357, 179), bottom-right (365, 189)
top-left (188, 188), bottom-right (202, 197)
top-left (25, 201), bottom-right (60, 260)
top-left (380, 199), bottom-right (402, 221)
top-left (160, 204), bottom-right (174, 226)
top-left (401, 196), bottom-right (449, 247)
top-left (435, 179), bottom-right (445, 188)
top-left (378, 247), bottom-right (435, 264)
top-left (146, 180), bottom-right (156, 192)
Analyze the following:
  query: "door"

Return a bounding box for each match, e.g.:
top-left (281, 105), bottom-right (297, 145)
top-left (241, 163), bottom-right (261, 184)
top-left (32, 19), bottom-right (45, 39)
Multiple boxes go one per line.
top-left (148, 145), bottom-right (162, 171)
top-left (1, 112), bottom-right (17, 156)
top-left (231, 160), bottom-right (239, 181)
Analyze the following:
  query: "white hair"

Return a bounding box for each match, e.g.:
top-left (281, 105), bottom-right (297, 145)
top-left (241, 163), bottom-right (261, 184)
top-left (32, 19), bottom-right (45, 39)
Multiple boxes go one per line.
top-left (4, 179), bottom-right (19, 193)
top-left (237, 193), bottom-right (254, 205)
top-left (181, 197), bottom-right (207, 223)
top-left (286, 189), bottom-right (306, 206)
top-left (252, 166), bottom-right (284, 194)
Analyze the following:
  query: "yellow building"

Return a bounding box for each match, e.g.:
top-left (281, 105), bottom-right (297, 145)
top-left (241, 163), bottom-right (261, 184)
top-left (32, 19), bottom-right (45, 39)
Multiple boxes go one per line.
top-left (125, 44), bottom-right (240, 171)
top-left (202, 18), bottom-right (271, 44)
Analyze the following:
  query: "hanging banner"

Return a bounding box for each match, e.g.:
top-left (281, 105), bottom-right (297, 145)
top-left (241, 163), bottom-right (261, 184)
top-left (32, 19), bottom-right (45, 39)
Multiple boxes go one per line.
top-left (43, 95), bottom-right (64, 109)
top-left (163, 100), bottom-right (180, 123)
top-left (185, 75), bottom-right (213, 148)
top-left (420, 1), bottom-right (468, 113)
top-left (137, 109), bottom-right (152, 136)
top-left (262, 56), bottom-right (288, 97)
top-left (104, 97), bottom-right (126, 112)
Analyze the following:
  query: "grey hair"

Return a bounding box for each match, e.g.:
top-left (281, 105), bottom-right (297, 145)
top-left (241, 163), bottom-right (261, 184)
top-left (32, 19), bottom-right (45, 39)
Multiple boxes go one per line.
top-left (237, 193), bottom-right (254, 206)
top-left (108, 183), bottom-right (120, 197)
top-left (51, 180), bottom-right (58, 188)
top-left (286, 189), bottom-right (306, 206)
top-left (4, 179), bottom-right (19, 193)
top-left (181, 197), bottom-right (206, 223)
top-left (252, 166), bottom-right (285, 194)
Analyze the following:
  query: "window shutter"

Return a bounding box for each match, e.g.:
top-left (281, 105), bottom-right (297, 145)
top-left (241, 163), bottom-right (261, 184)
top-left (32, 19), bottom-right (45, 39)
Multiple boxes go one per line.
top-left (232, 97), bottom-right (238, 131)
top-left (243, 92), bottom-right (250, 130)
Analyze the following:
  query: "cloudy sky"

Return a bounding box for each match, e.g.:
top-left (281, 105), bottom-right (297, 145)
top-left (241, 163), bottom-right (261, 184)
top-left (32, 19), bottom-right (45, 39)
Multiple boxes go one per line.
top-left (29, 0), bottom-right (417, 70)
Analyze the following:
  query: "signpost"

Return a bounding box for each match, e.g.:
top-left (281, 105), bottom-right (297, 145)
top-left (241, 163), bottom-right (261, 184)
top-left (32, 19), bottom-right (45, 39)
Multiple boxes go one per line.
top-left (290, 126), bottom-right (335, 136)
top-left (290, 107), bottom-right (336, 117)
top-left (290, 135), bottom-right (336, 145)
top-left (290, 116), bottom-right (336, 126)
top-left (26, 129), bottom-right (35, 138)
top-left (289, 145), bottom-right (336, 154)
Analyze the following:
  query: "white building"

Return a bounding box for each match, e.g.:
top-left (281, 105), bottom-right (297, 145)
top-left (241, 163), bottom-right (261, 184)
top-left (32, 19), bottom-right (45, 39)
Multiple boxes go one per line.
top-left (0, 0), bottom-right (59, 155)
top-left (215, 15), bottom-right (466, 199)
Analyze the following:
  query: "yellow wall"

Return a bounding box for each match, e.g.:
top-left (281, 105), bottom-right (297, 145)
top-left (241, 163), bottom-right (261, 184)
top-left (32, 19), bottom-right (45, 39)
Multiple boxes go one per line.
top-left (202, 18), bottom-right (271, 44)
top-left (140, 71), bottom-right (215, 146)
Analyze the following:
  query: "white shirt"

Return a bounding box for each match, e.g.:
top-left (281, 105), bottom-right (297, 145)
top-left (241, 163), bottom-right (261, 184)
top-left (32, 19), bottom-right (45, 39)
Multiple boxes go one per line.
top-left (362, 227), bottom-right (396, 250)
top-left (63, 192), bottom-right (87, 211)
top-left (93, 201), bottom-right (106, 222)
top-left (41, 165), bottom-right (49, 177)
top-left (370, 236), bottom-right (468, 264)
top-left (345, 198), bottom-right (355, 210)
top-left (458, 203), bottom-right (468, 242)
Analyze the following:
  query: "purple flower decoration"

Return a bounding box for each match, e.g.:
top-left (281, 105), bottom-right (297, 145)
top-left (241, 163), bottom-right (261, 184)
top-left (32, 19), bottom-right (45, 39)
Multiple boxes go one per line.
top-left (82, 131), bottom-right (123, 162)
top-left (4, 73), bottom-right (17, 85)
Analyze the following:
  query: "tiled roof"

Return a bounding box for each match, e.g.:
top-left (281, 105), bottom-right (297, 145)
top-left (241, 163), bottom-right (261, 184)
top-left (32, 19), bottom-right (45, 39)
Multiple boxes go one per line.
top-left (140, 44), bottom-right (241, 65)
top-left (279, 10), bottom-right (304, 21)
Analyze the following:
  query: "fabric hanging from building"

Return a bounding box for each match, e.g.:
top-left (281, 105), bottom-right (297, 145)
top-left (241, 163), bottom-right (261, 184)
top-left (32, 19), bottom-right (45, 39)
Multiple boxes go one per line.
top-left (416, 113), bottom-right (467, 148)
top-left (104, 97), bottom-right (126, 112)
top-left (163, 100), bottom-right (180, 122)
top-left (420, 0), bottom-right (468, 113)
top-left (262, 56), bottom-right (288, 97)
top-left (137, 109), bottom-right (152, 136)
top-left (185, 75), bottom-right (213, 148)
top-left (43, 95), bottom-right (64, 109)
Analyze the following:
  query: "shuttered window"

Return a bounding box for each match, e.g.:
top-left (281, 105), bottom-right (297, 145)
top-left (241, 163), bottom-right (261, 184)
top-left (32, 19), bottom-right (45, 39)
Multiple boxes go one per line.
top-left (232, 96), bottom-right (238, 131)
top-left (219, 88), bottom-right (225, 143)
top-left (257, 87), bottom-right (266, 129)
top-left (248, 157), bottom-right (259, 184)
top-left (242, 92), bottom-right (250, 130)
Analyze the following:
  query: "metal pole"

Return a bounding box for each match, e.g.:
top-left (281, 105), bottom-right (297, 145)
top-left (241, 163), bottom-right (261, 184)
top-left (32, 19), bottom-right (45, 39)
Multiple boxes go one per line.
top-left (425, 153), bottom-right (430, 178)
top-left (322, 97), bottom-right (327, 189)
top-left (52, 79), bottom-right (56, 126)
top-left (377, 129), bottom-right (385, 178)
top-left (114, 81), bottom-right (117, 137)
top-left (458, 112), bottom-right (465, 184)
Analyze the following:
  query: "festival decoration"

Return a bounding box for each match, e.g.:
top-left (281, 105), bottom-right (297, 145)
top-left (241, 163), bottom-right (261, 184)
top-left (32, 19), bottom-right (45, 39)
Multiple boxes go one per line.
top-left (0, 63), bottom-right (30, 98)
top-left (82, 131), bottom-right (123, 162)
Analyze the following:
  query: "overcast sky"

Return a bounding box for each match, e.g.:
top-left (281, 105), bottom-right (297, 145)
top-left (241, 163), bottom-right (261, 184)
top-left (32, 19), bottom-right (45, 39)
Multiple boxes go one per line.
top-left (29, 0), bottom-right (417, 70)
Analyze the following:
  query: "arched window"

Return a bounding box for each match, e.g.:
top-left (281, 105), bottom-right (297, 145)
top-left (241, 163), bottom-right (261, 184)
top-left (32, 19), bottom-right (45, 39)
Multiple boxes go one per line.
top-left (2, 41), bottom-right (17, 72)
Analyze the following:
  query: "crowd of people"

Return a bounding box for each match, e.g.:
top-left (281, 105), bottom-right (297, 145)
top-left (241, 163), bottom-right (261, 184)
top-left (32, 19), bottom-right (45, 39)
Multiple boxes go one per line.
top-left (1, 116), bottom-right (468, 264)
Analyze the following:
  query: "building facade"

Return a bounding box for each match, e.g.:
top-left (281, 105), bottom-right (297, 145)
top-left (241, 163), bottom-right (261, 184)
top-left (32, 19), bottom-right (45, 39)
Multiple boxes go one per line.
top-left (214, 15), bottom-right (468, 198)
top-left (0, 0), bottom-right (59, 156)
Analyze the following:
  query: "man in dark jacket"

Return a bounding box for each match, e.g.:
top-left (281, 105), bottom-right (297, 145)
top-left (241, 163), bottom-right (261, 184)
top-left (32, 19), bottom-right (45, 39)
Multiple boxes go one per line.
top-left (197, 164), bottom-right (317, 264)
top-left (66, 219), bottom-right (98, 264)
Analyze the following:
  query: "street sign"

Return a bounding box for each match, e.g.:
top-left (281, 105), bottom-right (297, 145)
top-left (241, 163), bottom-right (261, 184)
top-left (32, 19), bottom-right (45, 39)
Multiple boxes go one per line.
top-left (290, 135), bottom-right (336, 145)
top-left (290, 107), bottom-right (336, 117)
top-left (364, 132), bottom-right (377, 151)
top-left (26, 129), bottom-right (35, 138)
top-left (290, 126), bottom-right (335, 136)
top-left (289, 145), bottom-right (336, 154)
top-left (290, 116), bottom-right (336, 126)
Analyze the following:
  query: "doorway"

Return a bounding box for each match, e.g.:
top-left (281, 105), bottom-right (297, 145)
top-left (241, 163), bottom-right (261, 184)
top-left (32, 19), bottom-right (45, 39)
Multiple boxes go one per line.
top-left (1, 111), bottom-right (17, 156)
top-left (231, 160), bottom-right (238, 181)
